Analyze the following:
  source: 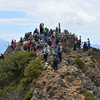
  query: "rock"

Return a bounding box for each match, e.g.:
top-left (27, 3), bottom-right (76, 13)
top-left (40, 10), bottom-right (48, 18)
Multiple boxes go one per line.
top-left (63, 47), bottom-right (71, 54)
top-left (84, 58), bottom-right (88, 62)
top-left (31, 88), bottom-right (49, 100)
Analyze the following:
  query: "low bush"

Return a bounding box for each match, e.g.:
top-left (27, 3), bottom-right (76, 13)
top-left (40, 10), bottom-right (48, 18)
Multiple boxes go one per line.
top-left (75, 58), bottom-right (85, 68)
top-left (88, 51), bottom-right (100, 62)
top-left (20, 77), bottom-right (33, 86)
top-left (84, 91), bottom-right (97, 100)
top-left (24, 57), bottom-right (43, 77)
top-left (22, 91), bottom-right (33, 100)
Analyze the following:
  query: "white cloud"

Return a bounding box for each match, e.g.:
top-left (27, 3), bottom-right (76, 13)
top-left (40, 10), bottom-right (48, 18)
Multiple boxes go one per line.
top-left (0, 0), bottom-right (98, 27)
top-left (0, 0), bottom-right (100, 44)
top-left (0, 33), bottom-right (24, 42)
top-left (0, 18), bottom-right (38, 26)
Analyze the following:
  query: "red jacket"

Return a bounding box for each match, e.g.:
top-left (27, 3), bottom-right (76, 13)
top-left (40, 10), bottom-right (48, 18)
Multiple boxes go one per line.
top-left (26, 40), bottom-right (31, 47)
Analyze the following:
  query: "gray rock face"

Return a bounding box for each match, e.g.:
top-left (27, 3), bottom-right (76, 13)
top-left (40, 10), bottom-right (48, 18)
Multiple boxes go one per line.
top-left (63, 47), bottom-right (71, 54)
top-left (86, 73), bottom-right (100, 87)
top-left (31, 88), bottom-right (49, 100)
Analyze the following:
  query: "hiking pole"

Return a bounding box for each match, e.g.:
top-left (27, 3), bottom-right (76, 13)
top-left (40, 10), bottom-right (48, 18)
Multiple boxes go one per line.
top-left (4, 44), bottom-right (7, 47)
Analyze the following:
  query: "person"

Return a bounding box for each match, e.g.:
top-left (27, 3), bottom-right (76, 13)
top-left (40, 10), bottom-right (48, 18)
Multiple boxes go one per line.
top-left (56, 36), bottom-right (61, 45)
top-left (77, 40), bottom-right (81, 50)
top-left (73, 41), bottom-right (77, 51)
top-left (11, 39), bottom-right (15, 50)
top-left (26, 39), bottom-right (31, 52)
top-left (52, 55), bottom-right (59, 71)
top-left (61, 35), bottom-right (66, 47)
top-left (25, 33), bottom-right (29, 41)
top-left (79, 36), bottom-right (81, 42)
top-left (0, 53), bottom-right (4, 61)
top-left (83, 42), bottom-right (88, 52)
top-left (47, 38), bottom-right (52, 46)
top-left (23, 40), bottom-right (27, 51)
top-left (19, 37), bottom-right (23, 46)
top-left (13, 40), bottom-right (17, 50)
top-left (53, 50), bottom-right (59, 58)
top-left (57, 42), bottom-right (63, 62)
top-left (80, 42), bottom-right (84, 53)
top-left (43, 46), bottom-right (50, 62)
top-left (87, 38), bottom-right (91, 50)
top-left (39, 40), bottom-right (44, 50)
top-left (31, 40), bottom-right (36, 51)
top-left (40, 23), bottom-right (44, 34)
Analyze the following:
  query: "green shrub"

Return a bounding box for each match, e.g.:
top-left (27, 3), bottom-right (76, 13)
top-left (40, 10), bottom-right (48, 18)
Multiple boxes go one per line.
top-left (22, 91), bottom-right (33, 100)
top-left (75, 58), bottom-right (85, 68)
top-left (24, 57), bottom-right (43, 77)
top-left (0, 51), bottom-right (39, 99)
top-left (28, 52), bottom-right (37, 57)
top-left (0, 71), bottom-right (14, 86)
top-left (20, 77), bottom-right (33, 86)
top-left (84, 91), bottom-right (97, 100)
top-left (0, 51), bottom-right (37, 86)
top-left (0, 82), bottom-right (16, 99)
top-left (88, 51), bottom-right (100, 62)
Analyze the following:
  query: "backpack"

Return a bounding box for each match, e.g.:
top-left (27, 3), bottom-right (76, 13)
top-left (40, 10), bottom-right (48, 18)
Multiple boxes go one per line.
top-left (58, 46), bottom-right (62, 53)
top-left (44, 48), bottom-right (48, 54)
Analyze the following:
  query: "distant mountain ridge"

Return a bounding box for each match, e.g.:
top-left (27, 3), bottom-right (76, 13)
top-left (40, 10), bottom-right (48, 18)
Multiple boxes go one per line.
top-left (0, 38), bottom-right (100, 54)
top-left (0, 39), bottom-right (9, 54)
top-left (91, 44), bottom-right (100, 49)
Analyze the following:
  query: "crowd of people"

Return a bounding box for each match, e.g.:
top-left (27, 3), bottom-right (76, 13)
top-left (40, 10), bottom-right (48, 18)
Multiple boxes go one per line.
top-left (7, 23), bottom-right (91, 71)
top-left (73, 35), bottom-right (91, 52)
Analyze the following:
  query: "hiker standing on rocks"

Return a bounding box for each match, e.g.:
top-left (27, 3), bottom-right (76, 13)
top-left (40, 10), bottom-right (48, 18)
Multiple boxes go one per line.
top-left (87, 38), bottom-right (91, 50)
top-left (79, 36), bottom-right (81, 42)
top-left (73, 41), bottom-right (77, 51)
top-left (57, 42), bottom-right (63, 62)
top-left (26, 39), bottom-right (31, 52)
top-left (19, 37), bottom-right (23, 47)
top-left (43, 46), bottom-right (50, 63)
top-left (47, 38), bottom-right (52, 46)
top-left (52, 55), bottom-right (59, 71)
top-left (77, 40), bottom-right (81, 50)
top-left (83, 42), bottom-right (88, 52)
top-left (61, 35), bottom-right (66, 47)
top-left (40, 23), bottom-right (44, 34)
top-left (81, 42), bottom-right (84, 53)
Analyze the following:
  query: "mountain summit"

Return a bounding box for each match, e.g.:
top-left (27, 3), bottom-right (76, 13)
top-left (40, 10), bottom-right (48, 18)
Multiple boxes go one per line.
top-left (0, 30), bottom-right (100, 100)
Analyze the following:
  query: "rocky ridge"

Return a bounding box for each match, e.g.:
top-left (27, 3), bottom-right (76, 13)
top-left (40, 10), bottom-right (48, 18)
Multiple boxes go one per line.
top-left (3, 33), bottom-right (100, 100)
top-left (30, 51), bottom-right (100, 100)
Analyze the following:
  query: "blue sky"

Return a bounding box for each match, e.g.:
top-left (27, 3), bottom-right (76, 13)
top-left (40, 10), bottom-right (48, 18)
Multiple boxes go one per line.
top-left (0, 0), bottom-right (100, 44)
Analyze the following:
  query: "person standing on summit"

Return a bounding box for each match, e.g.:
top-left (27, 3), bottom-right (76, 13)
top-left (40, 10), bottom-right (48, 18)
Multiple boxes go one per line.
top-left (40, 23), bottom-right (44, 34)
top-left (87, 38), bottom-right (91, 50)
top-left (26, 39), bottom-right (31, 52)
